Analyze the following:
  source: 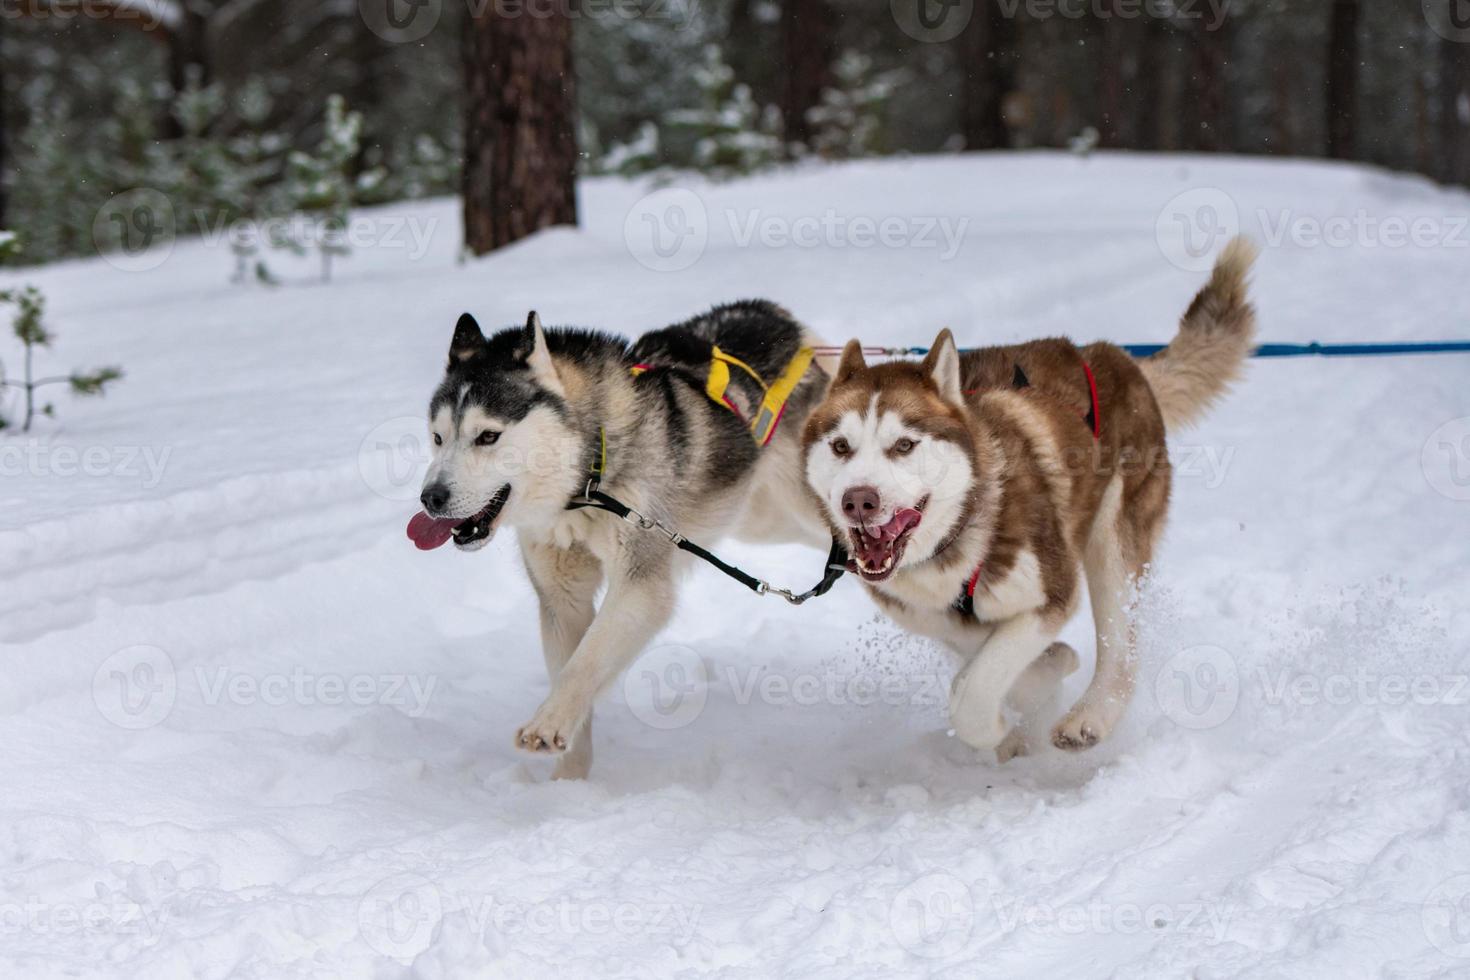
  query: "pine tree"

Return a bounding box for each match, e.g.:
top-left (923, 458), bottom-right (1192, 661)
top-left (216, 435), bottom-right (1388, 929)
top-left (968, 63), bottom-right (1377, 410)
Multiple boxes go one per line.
top-left (806, 51), bottom-right (900, 160)
top-left (596, 121), bottom-right (661, 178)
top-left (283, 95), bottom-right (381, 282)
top-left (224, 79), bottom-right (288, 284)
top-left (0, 234), bottom-right (122, 433)
top-left (664, 45), bottom-right (783, 179)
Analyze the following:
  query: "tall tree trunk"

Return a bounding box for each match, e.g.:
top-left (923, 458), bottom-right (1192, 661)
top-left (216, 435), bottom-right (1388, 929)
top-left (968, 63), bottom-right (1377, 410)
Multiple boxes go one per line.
top-left (1325, 0), bottom-right (1359, 159)
top-left (780, 0), bottom-right (834, 148)
top-left (1133, 16), bottom-right (1167, 151)
top-left (1186, 19), bottom-right (1230, 152)
top-left (1269, 58), bottom-right (1295, 156)
top-left (162, 4), bottom-right (210, 138)
top-left (1439, 30), bottom-right (1470, 185)
top-left (350, 16), bottom-right (388, 166)
top-left (1152, 20), bottom-right (1189, 152)
top-left (1099, 12), bottom-right (1134, 148)
top-left (462, 0), bottom-right (579, 256)
top-left (0, 20), bottom-right (7, 229)
top-left (958, 0), bottom-right (1018, 150)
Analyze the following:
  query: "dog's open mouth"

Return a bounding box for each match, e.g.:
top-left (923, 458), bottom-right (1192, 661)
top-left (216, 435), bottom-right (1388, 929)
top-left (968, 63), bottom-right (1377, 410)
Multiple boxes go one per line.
top-left (846, 499), bottom-right (926, 582)
top-left (406, 485), bottom-right (512, 552)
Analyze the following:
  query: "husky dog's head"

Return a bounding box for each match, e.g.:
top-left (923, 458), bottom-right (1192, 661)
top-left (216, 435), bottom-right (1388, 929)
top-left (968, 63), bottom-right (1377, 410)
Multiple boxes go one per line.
top-left (802, 330), bottom-right (979, 583)
top-left (408, 311), bottom-right (586, 552)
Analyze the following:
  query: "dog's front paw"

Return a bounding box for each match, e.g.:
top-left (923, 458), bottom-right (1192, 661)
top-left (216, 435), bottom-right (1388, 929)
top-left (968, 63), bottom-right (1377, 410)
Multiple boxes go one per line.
top-left (516, 724), bottom-right (567, 753)
top-left (516, 701), bottom-right (582, 755)
top-left (1051, 704), bottom-right (1111, 752)
top-left (949, 667), bottom-right (1007, 750)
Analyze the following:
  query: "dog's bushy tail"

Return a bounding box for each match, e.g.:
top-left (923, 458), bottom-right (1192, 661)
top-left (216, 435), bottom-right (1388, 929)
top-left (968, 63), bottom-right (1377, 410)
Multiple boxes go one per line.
top-left (1139, 237), bottom-right (1258, 431)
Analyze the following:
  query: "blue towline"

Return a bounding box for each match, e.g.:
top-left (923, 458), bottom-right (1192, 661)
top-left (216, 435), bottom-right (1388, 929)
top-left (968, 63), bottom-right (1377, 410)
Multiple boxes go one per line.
top-left (857, 341), bottom-right (1470, 359)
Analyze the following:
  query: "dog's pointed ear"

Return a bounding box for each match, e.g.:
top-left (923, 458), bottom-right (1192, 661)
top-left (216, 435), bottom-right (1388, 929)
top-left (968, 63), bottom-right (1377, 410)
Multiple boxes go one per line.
top-left (449, 313), bottom-right (486, 363)
top-left (922, 329), bottom-right (963, 403)
top-left (522, 311), bottom-right (563, 393)
top-left (834, 339), bottom-right (868, 386)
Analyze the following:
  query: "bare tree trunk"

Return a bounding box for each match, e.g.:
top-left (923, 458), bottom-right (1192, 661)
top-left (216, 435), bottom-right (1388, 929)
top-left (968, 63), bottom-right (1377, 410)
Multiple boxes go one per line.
top-left (1269, 58), bottom-right (1295, 156)
top-left (1439, 30), bottom-right (1470, 185)
top-left (1415, 64), bottom-right (1433, 177)
top-left (1099, 13), bottom-right (1132, 148)
top-left (0, 20), bottom-right (7, 229)
top-left (1187, 18), bottom-right (1230, 152)
top-left (1133, 16), bottom-right (1167, 151)
top-left (1325, 0), bottom-right (1359, 159)
top-left (780, 0), bottom-right (835, 147)
top-left (958, 0), bottom-right (1018, 149)
top-left (462, 0), bottom-right (579, 256)
top-left (162, 4), bottom-right (210, 138)
top-left (350, 15), bottom-right (388, 165)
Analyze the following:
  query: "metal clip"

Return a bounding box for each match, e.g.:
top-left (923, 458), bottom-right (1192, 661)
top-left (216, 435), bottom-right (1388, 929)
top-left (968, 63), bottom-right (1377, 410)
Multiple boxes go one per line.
top-left (757, 581), bottom-right (809, 605)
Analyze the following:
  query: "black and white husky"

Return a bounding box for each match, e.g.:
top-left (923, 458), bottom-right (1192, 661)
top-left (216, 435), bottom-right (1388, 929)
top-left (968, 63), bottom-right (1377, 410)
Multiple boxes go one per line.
top-left (410, 302), bottom-right (829, 778)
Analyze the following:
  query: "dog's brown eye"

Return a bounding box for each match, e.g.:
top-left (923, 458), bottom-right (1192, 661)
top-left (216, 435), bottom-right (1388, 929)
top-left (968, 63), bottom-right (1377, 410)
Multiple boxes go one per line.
top-left (476, 430), bottom-right (500, 447)
top-left (433, 433), bottom-right (443, 446)
top-left (831, 437), bottom-right (852, 457)
top-left (893, 437), bottom-right (917, 455)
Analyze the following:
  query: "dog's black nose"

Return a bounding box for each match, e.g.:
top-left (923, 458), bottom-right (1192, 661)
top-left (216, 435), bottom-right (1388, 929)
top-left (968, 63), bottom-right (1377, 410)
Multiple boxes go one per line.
top-left (421, 485), bottom-right (450, 513)
top-left (841, 485), bottom-right (881, 520)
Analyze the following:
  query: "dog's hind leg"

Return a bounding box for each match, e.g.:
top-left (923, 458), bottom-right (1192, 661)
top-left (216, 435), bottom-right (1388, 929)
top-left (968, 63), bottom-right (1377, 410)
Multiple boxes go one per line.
top-left (521, 538), bottom-right (604, 779)
top-left (996, 641), bottom-right (1080, 762)
top-left (517, 547), bottom-right (677, 765)
top-left (1052, 472), bottom-right (1161, 751)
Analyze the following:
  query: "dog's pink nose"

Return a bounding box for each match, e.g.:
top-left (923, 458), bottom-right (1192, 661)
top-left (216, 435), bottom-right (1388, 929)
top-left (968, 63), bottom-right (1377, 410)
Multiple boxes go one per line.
top-left (841, 485), bottom-right (881, 521)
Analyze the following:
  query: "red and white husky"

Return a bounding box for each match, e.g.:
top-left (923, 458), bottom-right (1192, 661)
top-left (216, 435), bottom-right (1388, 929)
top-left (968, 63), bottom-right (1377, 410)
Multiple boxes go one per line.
top-left (802, 240), bottom-right (1258, 760)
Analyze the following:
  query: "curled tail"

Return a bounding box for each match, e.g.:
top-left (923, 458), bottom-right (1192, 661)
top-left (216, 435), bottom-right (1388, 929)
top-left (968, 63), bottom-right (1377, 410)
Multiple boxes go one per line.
top-left (1139, 237), bottom-right (1259, 431)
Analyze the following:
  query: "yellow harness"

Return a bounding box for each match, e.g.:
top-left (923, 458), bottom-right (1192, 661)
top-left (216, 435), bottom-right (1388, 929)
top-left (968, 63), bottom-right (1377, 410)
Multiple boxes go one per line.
top-left (631, 345), bottom-right (814, 446)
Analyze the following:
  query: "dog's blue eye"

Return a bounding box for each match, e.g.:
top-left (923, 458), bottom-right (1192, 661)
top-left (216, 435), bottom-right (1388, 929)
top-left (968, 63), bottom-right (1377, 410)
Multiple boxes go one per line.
top-left (476, 431), bottom-right (500, 447)
top-left (831, 437), bottom-right (852, 457)
top-left (893, 438), bottom-right (917, 455)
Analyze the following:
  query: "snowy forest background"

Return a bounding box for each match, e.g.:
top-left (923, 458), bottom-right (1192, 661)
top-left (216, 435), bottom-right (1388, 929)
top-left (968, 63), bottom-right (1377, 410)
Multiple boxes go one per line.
top-left (3, 0), bottom-right (1469, 268)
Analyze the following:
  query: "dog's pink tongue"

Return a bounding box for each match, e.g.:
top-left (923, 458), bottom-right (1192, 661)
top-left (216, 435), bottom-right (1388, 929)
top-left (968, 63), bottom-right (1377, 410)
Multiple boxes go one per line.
top-left (878, 507), bottom-right (923, 541)
top-left (407, 512), bottom-right (458, 551)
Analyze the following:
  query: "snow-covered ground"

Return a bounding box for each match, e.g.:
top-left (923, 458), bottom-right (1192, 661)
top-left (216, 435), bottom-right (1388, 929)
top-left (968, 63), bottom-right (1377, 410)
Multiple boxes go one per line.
top-left (3, 152), bottom-right (1468, 978)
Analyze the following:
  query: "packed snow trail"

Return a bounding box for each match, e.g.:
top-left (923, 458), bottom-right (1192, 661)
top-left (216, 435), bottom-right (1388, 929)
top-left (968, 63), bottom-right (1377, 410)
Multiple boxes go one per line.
top-left (2, 153), bottom-right (1468, 977)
